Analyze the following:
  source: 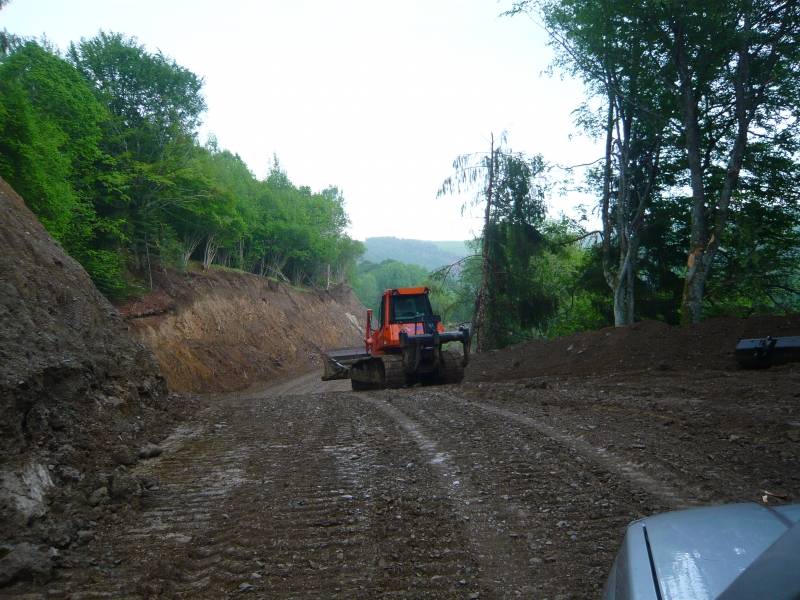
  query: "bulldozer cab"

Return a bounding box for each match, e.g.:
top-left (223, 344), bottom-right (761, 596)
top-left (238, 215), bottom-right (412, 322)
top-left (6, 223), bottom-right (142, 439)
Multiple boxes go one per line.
top-left (390, 294), bottom-right (433, 324)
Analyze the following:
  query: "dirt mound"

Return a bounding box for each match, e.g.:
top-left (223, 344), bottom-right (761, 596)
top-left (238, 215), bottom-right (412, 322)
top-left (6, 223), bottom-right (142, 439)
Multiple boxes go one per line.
top-left (468, 316), bottom-right (800, 382)
top-left (118, 265), bottom-right (366, 393)
top-left (0, 177), bottom-right (179, 583)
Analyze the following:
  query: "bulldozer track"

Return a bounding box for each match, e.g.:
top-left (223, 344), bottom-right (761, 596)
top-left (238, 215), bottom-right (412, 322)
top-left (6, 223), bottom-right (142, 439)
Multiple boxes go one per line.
top-left (382, 355), bottom-right (406, 389)
top-left (440, 350), bottom-right (465, 385)
top-left (350, 355), bottom-right (405, 391)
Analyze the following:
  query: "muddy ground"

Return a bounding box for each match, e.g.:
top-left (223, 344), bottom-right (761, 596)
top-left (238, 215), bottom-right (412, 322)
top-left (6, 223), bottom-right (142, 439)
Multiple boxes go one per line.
top-left (4, 316), bottom-right (800, 599)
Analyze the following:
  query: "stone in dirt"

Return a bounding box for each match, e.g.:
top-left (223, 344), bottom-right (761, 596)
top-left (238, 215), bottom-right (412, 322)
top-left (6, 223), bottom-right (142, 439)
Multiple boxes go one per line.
top-left (0, 543), bottom-right (58, 585)
top-left (88, 487), bottom-right (109, 507)
top-left (138, 444), bottom-right (164, 459)
top-left (0, 462), bottom-right (53, 523)
top-left (112, 446), bottom-right (138, 466)
top-left (110, 467), bottom-right (142, 499)
top-left (56, 466), bottom-right (83, 483)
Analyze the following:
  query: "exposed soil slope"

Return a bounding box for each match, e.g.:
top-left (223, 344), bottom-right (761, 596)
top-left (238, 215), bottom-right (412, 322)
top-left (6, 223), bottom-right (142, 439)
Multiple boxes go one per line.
top-left (0, 177), bottom-right (180, 584)
top-left (118, 266), bottom-right (366, 394)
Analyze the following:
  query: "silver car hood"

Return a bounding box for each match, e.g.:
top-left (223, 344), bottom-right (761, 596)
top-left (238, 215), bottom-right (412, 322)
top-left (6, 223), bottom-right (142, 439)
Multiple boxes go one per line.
top-left (603, 503), bottom-right (800, 600)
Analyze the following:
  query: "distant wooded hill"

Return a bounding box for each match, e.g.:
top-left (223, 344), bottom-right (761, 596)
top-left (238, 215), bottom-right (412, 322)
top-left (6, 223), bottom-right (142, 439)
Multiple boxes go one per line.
top-left (361, 237), bottom-right (470, 271)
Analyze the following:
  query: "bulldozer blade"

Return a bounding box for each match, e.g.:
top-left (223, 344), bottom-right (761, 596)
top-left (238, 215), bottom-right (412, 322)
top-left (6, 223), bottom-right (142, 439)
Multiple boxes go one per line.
top-left (735, 336), bottom-right (800, 368)
top-left (321, 347), bottom-right (370, 381)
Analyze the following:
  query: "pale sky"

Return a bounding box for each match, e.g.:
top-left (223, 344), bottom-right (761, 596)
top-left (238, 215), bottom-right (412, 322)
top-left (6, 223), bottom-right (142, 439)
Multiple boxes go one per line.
top-left (1, 0), bottom-right (600, 241)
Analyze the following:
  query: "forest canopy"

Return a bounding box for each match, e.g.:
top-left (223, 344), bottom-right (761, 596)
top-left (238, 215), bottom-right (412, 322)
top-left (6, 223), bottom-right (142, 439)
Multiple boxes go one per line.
top-left (0, 32), bottom-right (363, 297)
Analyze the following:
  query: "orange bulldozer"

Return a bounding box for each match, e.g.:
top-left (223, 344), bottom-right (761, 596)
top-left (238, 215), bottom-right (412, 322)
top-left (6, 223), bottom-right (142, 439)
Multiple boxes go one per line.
top-left (322, 287), bottom-right (471, 391)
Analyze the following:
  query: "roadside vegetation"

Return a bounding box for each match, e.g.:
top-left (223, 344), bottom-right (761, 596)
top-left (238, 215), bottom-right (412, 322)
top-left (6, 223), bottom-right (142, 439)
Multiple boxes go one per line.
top-left (0, 31), bottom-right (363, 298)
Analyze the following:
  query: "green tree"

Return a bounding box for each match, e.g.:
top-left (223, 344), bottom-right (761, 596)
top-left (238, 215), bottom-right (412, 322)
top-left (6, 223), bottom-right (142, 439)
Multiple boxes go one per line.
top-left (0, 41), bottom-right (127, 296)
top-left (651, 0), bottom-right (800, 323)
top-left (0, 31), bottom-right (365, 300)
top-left (67, 31), bottom-right (207, 281)
top-left (512, 0), bottom-right (800, 324)
top-left (354, 273), bottom-right (381, 311)
top-left (0, 73), bottom-right (76, 238)
top-left (539, 0), bottom-right (671, 326)
top-left (438, 135), bottom-right (554, 351)
top-left (703, 137), bottom-right (800, 316)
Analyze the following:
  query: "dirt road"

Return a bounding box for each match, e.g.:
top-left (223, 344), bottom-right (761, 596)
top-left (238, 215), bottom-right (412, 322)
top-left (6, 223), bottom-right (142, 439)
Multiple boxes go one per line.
top-left (8, 362), bottom-right (798, 599)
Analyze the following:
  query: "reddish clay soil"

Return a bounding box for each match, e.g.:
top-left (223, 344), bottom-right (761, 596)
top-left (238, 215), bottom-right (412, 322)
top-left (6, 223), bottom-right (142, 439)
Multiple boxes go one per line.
top-left (117, 264), bottom-right (365, 395)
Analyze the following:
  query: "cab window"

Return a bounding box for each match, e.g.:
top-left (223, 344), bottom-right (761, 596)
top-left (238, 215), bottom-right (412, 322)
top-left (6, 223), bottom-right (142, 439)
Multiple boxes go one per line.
top-left (390, 295), bottom-right (433, 323)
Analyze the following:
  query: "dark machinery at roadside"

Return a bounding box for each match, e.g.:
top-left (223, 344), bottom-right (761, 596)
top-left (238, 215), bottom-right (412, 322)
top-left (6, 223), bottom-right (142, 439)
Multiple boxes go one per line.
top-left (322, 287), bottom-right (470, 391)
top-left (735, 336), bottom-right (800, 368)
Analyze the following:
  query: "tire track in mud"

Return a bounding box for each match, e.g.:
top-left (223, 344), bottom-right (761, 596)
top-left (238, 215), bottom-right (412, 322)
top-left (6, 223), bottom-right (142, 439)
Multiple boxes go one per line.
top-left (458, 382), bottom-right (709, 504)
top-left (362, 392), bottom-right (548, 598)
top-left (456, 397), bottom-right (701, 510)
top-left (68, 391), bottom-right (483, 598)
top-left (371, 386), bottom-right (695, 599)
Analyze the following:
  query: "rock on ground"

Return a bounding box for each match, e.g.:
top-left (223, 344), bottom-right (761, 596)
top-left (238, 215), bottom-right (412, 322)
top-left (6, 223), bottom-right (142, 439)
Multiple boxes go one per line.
top-left (0, 543), bottom-right (57, 585)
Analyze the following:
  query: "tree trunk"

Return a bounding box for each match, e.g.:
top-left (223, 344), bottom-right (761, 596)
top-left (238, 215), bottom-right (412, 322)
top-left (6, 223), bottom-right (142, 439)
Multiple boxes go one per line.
top-left (677, 82), bottom-right (707, 324)
top-left (236, 238), bottom-right (245, 270)
top-left (600, 99), bottom-right (620, 319)
top-left (625, 246), bottom-right (637, 324)
top-left (613, 284), bottom-right (627, 328)
top-left (474, 134), bottom-right (495, 354)
top-left (203, 232), bottom-right (221, 271)
top-left (601, 97), bottom-right (636, 328)
top-left (145, 239), bottom-right (153, 291)
top-left (181, 232), bottom-right (203, 267)
top-left (675, 17), bottom-right (751, 324)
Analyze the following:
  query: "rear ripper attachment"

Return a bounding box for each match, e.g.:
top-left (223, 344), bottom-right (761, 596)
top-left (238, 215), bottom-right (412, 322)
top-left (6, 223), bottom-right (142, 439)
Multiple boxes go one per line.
top-left (322, 287), bottom-right (471, 391)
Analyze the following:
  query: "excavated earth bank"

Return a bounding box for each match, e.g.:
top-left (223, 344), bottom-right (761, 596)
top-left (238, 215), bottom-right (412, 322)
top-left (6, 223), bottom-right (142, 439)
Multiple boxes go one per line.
top-left (0, 177), bottom-right (184, 586)
top-left (117, 265), bottom-right (366, 394)
top-left (466, 316), bottom-right (800, 381)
